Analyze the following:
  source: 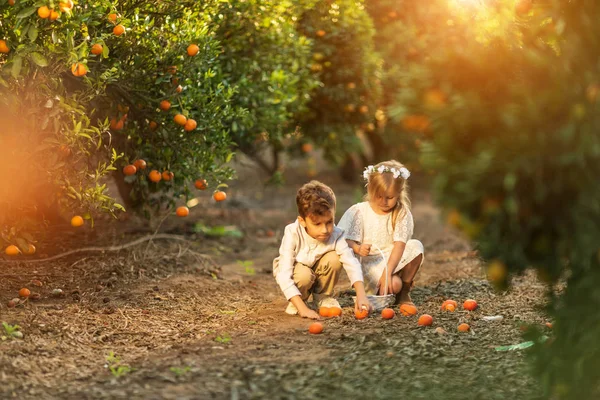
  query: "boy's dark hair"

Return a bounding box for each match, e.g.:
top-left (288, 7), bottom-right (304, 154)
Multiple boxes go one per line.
top-left (296, 180), bottom-right (336, 219)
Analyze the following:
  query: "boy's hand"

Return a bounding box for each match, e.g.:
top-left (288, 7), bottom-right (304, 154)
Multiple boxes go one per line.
top-left (298, 307), bottom-right (321, 320)
top-left (357, 243), bottom-right (371, 257)
top-left (352, 281), bottom-right (372, 314)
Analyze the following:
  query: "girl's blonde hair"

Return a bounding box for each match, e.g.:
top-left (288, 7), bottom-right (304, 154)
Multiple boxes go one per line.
top-left (364, 160), bottom-right (411, 232)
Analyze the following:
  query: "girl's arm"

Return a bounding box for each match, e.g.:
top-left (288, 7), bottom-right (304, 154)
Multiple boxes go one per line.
top-left (346, 239), bottom-right (371, 257)
top-left (378, 241), bottom-right (406, 295)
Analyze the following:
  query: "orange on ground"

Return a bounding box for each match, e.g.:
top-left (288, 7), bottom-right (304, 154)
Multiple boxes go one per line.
top-left (38, 6), bottom-right (51, 18)
top-left (23, 244), bottom-right (36, 255)
top-left (123, 164), bottom-right (137, 176)
top-left (174, 114), bottom-right (187, 126)
top-left (0, 40), bottom-right (9, 53)
top-left (329, 307), bottom-right (342, 317)
top-left (463, 299), bottom-right (478, 311)
top-left (162, 171), bottom-right (174, 181)
top-left (176, 206), bottom-right (189, 217)
top-left (149, 121), bottom-right (158, 130)
top-left (49, 10), bottom-right (59, 21)
top-left (187, 44), bottom-right (200, 56)
top-left (19, 288), bottom-right (31, 298)
top-left (194, 179), bottom-right (207, 190)
top-left (184, 119), bottom-right (197, 132)
top-left (443, 303), bottom-right (456, 312)
top-left (354, 308), bottom-right (369, 320)
top-left (108, 13), bottom-right (118, 23)
top-left (159, 100), bottom-right (171, 111)
top-left (319, 307), bottom-right (331, 317)
top-left (399, 303), bottom-right (417, 316)
top-left (458, 323), bottom-right (470, 332)
top-left (418, 314), bottom-right (433, 326)
top-left (133, 159), bottom-right (147, 170)
top-left (71, 63), bottom-right (87, 77)
top-left (91, 44), bottom-right (103, 55)
top-left (381, 308), bottom-right (395, 319)
top-left (148, 170), bottom-right (162, 182)
top-left (113, 24), bottom-right (125, 36)
top-left (5, 245), bottom-right (20, 256)
top-left (71, 215), bottom-right (84, 227)
top-left (308, 322), bottom-right (323, 334)
top-left (441, 299), bottom-right (458, 310)
top-left (213, 191), bottom-right (227, 202)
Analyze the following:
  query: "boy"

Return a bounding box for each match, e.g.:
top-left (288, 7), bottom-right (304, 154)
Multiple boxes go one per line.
top-left (273, 181), bottom-right (370, 319)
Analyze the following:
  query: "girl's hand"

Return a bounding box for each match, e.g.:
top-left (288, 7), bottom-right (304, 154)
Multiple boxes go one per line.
top-left (298, 308), bottom-right (321, 320)
top-left (377, 271), bottom-right (394, 296)
top-left (357, 243), bottom-right (371, 257)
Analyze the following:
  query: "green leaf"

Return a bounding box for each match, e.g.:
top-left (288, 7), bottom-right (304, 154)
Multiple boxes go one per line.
top-left (16, 7), bottom-right (37, 18)
top-left (28, 25), bottom-right (39, 42)
top-left (30, 52), bottom-right (48, 67)
top-left (11, 56), bottom-right (23, 78)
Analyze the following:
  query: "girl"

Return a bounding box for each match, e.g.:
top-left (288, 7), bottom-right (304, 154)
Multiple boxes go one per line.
top-left (338, 160), bottom-right (424, 305)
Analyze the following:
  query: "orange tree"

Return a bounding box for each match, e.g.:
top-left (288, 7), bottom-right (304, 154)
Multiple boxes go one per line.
top-left (0, 0), bottom-right (244, 251)
top-left (297, 0), bottom-right (383, 176)
top-left (383, 0), bottom-right (600, 397)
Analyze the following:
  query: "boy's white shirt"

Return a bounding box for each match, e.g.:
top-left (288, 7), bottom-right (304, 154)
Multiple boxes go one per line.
top-left (273, 220), bottom-right (364, 300)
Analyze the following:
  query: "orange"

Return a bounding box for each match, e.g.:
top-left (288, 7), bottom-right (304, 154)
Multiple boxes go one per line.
top-left (213, 191), bottom-right (227, 202)
top-left (110, 118), bottom-right (124, 130)
top-left (58, 0), bottom-right (73, 12)
top-left (418, 314), bottom-right (433, 326)
top-left (463, 299), bottom-right (478, 311)
top-left (423, 88), bottom-right (447, 109)
top-left (545, 322), bottom-right (553, 329)
top-left (184, 119), bottom-right (197, 132)
top-left (113, 24), bottom-right (125, 36)
top-left (444, 304), bottom-right (456, 312)
top-left (8, 0), bottom-right (15, 5)
top-left (354, 308), bottom-right (369, 320)
top-left (148, 170), bottom-right (162, 183)
top-left (329, 307), bottom-right (342, 317)
top-left (401, 114), bottom-right (430, 133)
top-left (108, 13), bottom-right (118, 23)
top-left (194, 179), bottom-right (207, 190)
top-left (381, 308), bottom-right (395, 319)
top-left (159, 100), bottom-right (171, 111)
top-left (23, 244), bottom-right (36, 255)
top-left (38, 6), bottom-right (51, 18)
top-left (458, 323), bottom-right (470, 332)
top-left (5, 245), bottom-right (20, 256)
top-left (359, 105), bottom-right (369, 114)
top-left (91, 44), bottom-right (103, 55)
top-left (515, 0), bottom-right (532, 15)
top-left (441, 299), bottom-right (458, 311)
top-left (133, 159), bottom-right (147, 170)
top-left (19, 288), bottom-right (31, 298)
top-left (175, 85), bottom-right (183, 93)
top-left (187, 44), bottom-right (199, 56)
top-left (71, 215), bottom-right (84, 227)
top-left (0, 40), bottom-right (9, 53)
top-left (347, 82), bottom-right (356, 89)
top-left (149, 121), bottom-right (158, 130)
top-left (174, 114), bottom-right (187, 126)
top-left (308, 322), bottom-right (323, 334)
top-left (49, 10), bottom-right (59, 21)
top-left (123, 164), bottom-right (137, 176)
top-left (71, 63), bottom-right (87, 77)
top-left (319, 307), bottom-right (331, 317)
top-left (172, 77), bottom-right (179, 86)
top-left (176, 206), bottom-right (189, 217)
top-left (301, 143), bottom-right (313, 153)
top-left (316, 29), bottom-right (326, 37)
top-left (162, 171), bottom-right (174, 181)
top-left (399, 304), bottom-right (417, 316)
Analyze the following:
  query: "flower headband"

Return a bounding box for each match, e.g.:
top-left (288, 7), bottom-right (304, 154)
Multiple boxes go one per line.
top-left (363, 165), bottom-right (410, 181)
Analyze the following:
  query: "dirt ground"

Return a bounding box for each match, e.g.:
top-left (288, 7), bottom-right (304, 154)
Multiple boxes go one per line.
top-left (0, 158), bottom-right (550, 400)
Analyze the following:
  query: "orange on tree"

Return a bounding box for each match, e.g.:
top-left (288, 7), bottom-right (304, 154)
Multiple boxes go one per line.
top-left (316, 29), bottom-right (326, 37)
top-left (19, 288), bottom-right (31, 298)
top-left (149, 121), bottom-right (158, 130)
top-left (399, 303), bottom-right (417, 316)
top-left (8, 0), bottom-right (15, 5)
top-left (113, 24), bottom-right (125, 36)
top-left (187, 44), bottom-right (200, 56)
top-left (176, 85), bottom-right (183, 93)
top-left (381, 308), bottom-right (395, 319)
top-left (354, 307), bottom-right (369, 320)
top-left (110, 118), bottom-right (124, 130)
top-left (174, 114), bottom-right (187, 126)
top-left (458, 323), bottom-right (470, 332)
top-left (38, 6), bottom-right (51, 19)
top-left (0, 40), bottom-right (9, 53)
top-left (301, 143), bottom-right (313, 153)
top-left (123, 164), bottom-right (137, 176)
top-left (159, 100), bottom-right (171, 111)
top-left (5, 245), bottom-right (20, 256)
top-left (308, 322), bottom-right (323, 334)
top-left (91, 44), bottom-right (103, 55)
top-left (184, 119), bottom-right (197, 132)
top-left (148, 170), bottom-right (162, 183)
top-left (463, 299), bottom-right (478, 311)
top-left (515, 0), bottom-right (532, 15)
top-left (167, 65), bottom-right (177, 74)
top-left (176, 206), bottom-right (189, 217)
top-left (162, 171), bottom-right (174, 181)
top-left (108, 13), bottom-right (118, 23)
top-left (359, 105), bottom-right (369, 114)
top-left (194, 179), bottom-right (207, 190)
top-left (133, 159), bottom-right (147, 170)
top-left (49, 10), bottom-right (59, 21)
top-left (213, 190), bottom-right (226, 202)
top-left (71, 215), bottom-right (84, 227)
top-left (58, 0), bottom-right (73, 13)
top-left (71, 63), bottom-right (87, 77)
top-left (418, 314), bottom-right (433, 326)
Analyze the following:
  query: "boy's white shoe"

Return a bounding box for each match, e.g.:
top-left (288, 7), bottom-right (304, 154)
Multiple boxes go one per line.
top-left (313, 293), bottom-right (341, 309)
top-left (285, 302), bottom-right (298, 315)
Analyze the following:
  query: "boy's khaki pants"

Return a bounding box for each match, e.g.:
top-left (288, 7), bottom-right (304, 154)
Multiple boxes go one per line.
top-left (293, 251), bottom-right (343, 300)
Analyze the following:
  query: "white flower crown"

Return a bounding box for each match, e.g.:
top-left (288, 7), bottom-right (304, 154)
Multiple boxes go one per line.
top-left (363, 165), bottom-right (410, 181)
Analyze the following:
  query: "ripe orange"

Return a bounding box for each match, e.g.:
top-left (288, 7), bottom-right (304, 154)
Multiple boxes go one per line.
top-left (110, 118), bottom-right (124, 131)
top-left (354, 308), bottom-right (369, 320)
top-left (159, 100), bottom-right (171, 111)
top-left (359, 105), bottom-right (369, 114)
top-left (213, 191), bottom-right (227, 202)
top-left (133, 159), bottom-right (147, 170)
top-left (71, 63), bottom-right (87, 77)
top-left (445, 304), bottom-right (456, 312)
top-left (399, 304), bottom-right (417, 316)
top-left (8, 0), bottom-right (15, 5)
top-left (162, 171), bottom-right (174, 181)
top-left (545, 322), bottom-right (553, 329)
top-left (5, 245), bottom-right (20, 256)
top-left (319, 307), bottom-right (331, 317)
top-left (418, 314), bottom-right (433, 326)
top-left (347, 82), bottom-right (356, 90)
top-left (308, 322), bottom-right (323, 334)
top-left (38, 6), bottom-right (51, 18)
top-left (113, 24), bottom-right (125, 36)
top-left (71, 215), bottom-right (84, 227)
top-left (123, 164), bottom-right (137, 176)
top-left (515, 0), bottom-right (532, 15)
top-left (329, 307), bottom-right (342, 317)
top-left (381, 308), bottom-right (395, 319)
top-left (49, 10), bottom-right (59, 21)
top-left (194, 179), bottom-right (207, 190)
top-left (108, 13), bottom-right (118, 23)
top-left (316, 29), bottom-right (326, 37)
top-left (58, 0), bottom-right (73, 12)
top-left (174, 114), bottom-right (187, 126)
top-left (0, 40), bottom-right (9, 53)
top-left (23, 244), bottom-right (36, 255)
top-left (149, 121), bottom-right (158, 130)
top-left (187, 44), bottom-right (199, 56)
top-left (91, 44), bottom-right (103, 55)
top-left (463, 299), bottom-right (478, 311)
top-left (19, 288), bottom-right (31, 298)
top-left (148, 170), bottom-right (162, 182)
top-left (458, 323), bottom-right (470, 332)
top-left (184, 119), bottom-right (197, 132)
top-left (441, 299), bottom-right (458, 311)
top-left (301, 143), bottom-right (313, 153)
top-left (176, 206), bottom-right (189, 217)
top-left (176, 85), bottom-right (183, 93)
